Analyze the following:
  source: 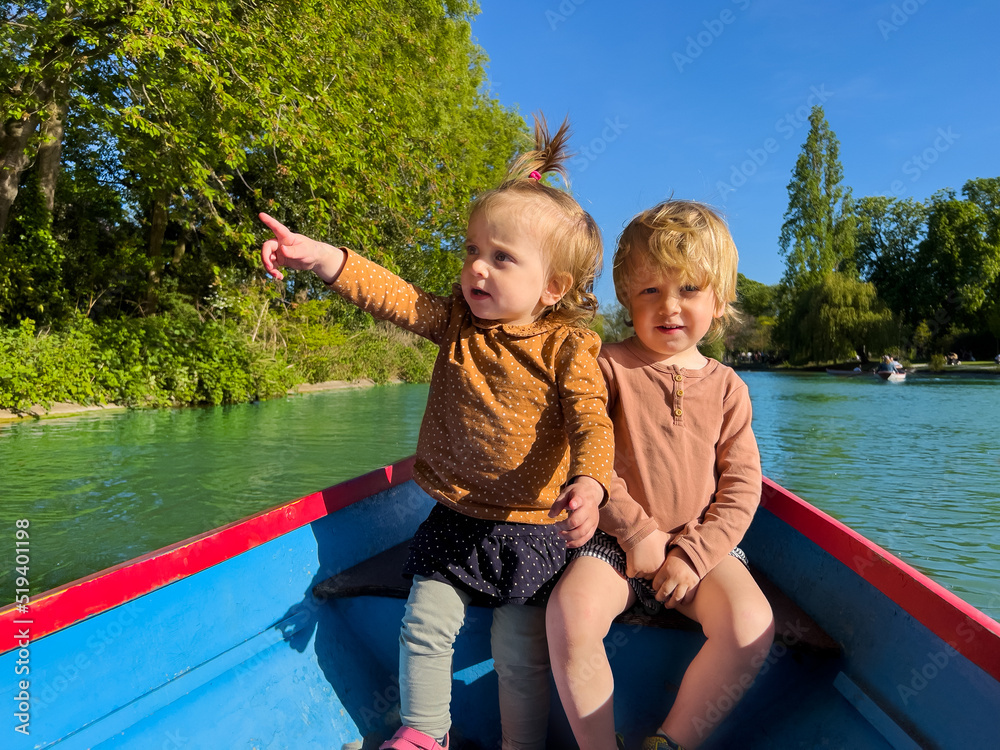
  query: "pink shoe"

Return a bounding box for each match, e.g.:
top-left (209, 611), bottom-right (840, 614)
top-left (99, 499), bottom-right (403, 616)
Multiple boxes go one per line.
top-left (379, 726), bottom-right (449, 750)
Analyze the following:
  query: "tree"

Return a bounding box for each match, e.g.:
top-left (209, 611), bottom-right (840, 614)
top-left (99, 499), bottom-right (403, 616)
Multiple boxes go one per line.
top-left (728, 274), bottom-right (778, 357)
top-left (735, 273), bottom-right (778, 318)
top-left (774, 106), bottom-right (860, 361)
top-left (914, 187), bottom-right (1000, 334)
top-left (1, 2), bottom-right (124, 237)
top-left (778, 106), bottom-right (854, 288)
top-left (592, 301), bottom-right (632, 343)
top-left (854, 195), bottom-right (929, 325)
top-left (784, 273), bottom-right (898, 364)
top-left (1, 1), bottom-right (524, 322)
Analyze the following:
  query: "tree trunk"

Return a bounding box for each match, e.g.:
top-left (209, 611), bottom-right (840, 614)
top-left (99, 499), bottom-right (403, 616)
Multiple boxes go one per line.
top-left (145, 193), bottom-right (169, 313)
top-left (0, 32), bottom-right (72, 239)
top-left (171, 225), bottom-right (193, 268)
top-left (36, 75), bottom-right (71, 214)
top-left (0, 112), bottom-right (42, 238)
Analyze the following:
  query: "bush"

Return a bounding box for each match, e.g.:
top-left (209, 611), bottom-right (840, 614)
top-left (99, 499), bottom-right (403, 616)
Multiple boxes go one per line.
top-left (0, 318), bottom-right (99, 413)
top-left (928, 353), bottom-right (946, 371)
top-left (1, 300), bottom-right (435, 413)
top-left (328, 324), bottom-right (436, 384)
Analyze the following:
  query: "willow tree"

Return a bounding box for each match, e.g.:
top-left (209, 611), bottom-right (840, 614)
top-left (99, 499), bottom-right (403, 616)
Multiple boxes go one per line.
top-left (784, 273), bottom-right (898, 364)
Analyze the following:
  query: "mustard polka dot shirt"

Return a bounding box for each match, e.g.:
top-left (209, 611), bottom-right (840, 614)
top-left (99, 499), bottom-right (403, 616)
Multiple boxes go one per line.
top-left (330, 249), bottom-right (614, 524)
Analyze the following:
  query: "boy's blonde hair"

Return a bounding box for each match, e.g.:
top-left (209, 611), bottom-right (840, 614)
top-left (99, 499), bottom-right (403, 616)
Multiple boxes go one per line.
top-left (469, 115), bottom-right (602, 327)
top-left (613, 200), bottom-right (740, 341)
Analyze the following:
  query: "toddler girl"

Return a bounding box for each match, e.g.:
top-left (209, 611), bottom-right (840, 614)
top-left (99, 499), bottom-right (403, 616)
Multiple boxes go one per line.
top-left (546, 200), bottom-right (774, 750)
top-left (260, 116), bottom-right (614, 750)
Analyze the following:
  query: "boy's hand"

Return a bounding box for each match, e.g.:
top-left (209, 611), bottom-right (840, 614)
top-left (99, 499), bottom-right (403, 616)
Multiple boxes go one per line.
top-left (625, 528), bottom-right (669, 580)
top-left (549, 475), bottom-right (603, 549)
top-left (259, 212), bottom-right (344, 283)
top-left (652, 548), bottom-right (701, 608)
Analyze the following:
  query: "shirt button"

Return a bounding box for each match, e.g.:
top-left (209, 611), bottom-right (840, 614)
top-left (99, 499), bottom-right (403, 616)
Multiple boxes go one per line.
top-left (674, 374), bottom-right (683, 382)
top-left (674, 408), bottom-right (683, 416)
top-left (677, 389), bottom-right (684, 396)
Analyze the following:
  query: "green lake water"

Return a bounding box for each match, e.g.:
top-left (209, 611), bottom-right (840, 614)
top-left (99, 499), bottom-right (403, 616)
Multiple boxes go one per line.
top-left (2, 372), bottom-right (998, 620)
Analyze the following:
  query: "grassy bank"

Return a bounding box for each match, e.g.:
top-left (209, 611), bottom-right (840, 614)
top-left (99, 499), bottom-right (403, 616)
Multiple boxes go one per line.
top-left (0, 293), bottom-right (437, 417)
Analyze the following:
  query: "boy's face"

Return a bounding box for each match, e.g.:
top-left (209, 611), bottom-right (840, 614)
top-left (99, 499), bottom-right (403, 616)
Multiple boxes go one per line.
top-left (627, 261), bottom-right (723, 367)
top-left (461, 208), bottom-right (566, 326)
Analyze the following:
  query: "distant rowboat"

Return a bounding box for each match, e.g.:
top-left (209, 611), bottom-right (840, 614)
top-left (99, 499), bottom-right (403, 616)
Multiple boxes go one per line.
top-left (876, 368), bottom-right (907, 382)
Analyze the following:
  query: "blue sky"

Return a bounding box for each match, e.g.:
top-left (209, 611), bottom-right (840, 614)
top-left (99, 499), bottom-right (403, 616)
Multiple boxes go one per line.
top-left (470, 0), bottom-right (1000, 305)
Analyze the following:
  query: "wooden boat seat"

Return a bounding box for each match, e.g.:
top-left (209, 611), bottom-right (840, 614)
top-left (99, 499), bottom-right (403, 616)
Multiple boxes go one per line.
top-left (313, 541), bottom-right (840, 653)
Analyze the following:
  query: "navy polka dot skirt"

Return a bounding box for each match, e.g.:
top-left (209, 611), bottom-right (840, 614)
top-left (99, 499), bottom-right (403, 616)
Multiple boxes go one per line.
top-left (404, 503), bottom-right (567, 607)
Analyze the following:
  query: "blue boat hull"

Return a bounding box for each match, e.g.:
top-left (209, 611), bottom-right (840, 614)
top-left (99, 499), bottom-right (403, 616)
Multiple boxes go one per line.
top-left (3, 461), bottom-right (998, 748)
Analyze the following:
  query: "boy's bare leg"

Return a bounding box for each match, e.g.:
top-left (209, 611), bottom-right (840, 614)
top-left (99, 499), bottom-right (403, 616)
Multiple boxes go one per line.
top-left (660, 556), bottom-right (774, 748)
top-left (546, 557), bottom-right (635, 750)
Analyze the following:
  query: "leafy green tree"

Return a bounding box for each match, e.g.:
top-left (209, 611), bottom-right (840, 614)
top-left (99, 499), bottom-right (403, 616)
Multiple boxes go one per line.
top-left (728, 274), bottom-right (778, 357)
top-left (735, 273), bottom-right (778, 318)
top-left (592, 301), bottom-right (632, 343)
top-left (784, 273), bottom-right (898, 364)
top-left (778, 106), bottom-right (855, 287)
top-left (962, 177), bottom-right (1000, 344)
top-left (854, 195), bottom-right (928, 325)
top-left (914, 187), bottom-right (1000, 334)
top-left (1, 0), bottom-right (524, 323)
top-left (775, 106), bottom-right (857, 360)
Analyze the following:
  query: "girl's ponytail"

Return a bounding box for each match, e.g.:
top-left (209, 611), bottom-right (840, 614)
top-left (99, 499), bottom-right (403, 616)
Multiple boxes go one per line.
top-left (469, 113), bottom-right (603, 328)
top-left (503, 114), bottom-right (573, 187)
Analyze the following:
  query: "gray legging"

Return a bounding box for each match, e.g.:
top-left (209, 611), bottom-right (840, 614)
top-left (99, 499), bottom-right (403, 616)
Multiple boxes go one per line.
top-left (398, 575), bottom-right (550, 750)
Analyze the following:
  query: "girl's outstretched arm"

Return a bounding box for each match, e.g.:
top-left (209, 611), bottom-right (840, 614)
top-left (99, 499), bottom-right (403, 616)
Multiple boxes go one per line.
top-left (259, 212), bottom-right (346, 283)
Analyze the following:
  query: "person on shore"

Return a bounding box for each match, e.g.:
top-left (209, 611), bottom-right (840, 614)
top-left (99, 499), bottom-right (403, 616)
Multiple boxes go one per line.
top-left (546, 200), bottom-right (774, 750)
top-left (260, 115), bottom-right (613, 750)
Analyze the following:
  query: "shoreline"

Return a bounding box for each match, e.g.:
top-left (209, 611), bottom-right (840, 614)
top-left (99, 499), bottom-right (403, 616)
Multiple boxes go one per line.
top-left (734, 362), bottom-right (1000, 376)
top-left (0, 378), bottom-right (400, 424)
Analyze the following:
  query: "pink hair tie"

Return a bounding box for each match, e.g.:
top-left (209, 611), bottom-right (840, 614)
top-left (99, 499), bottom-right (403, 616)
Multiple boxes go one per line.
top-left (529, 170), bottom-right (542, 181)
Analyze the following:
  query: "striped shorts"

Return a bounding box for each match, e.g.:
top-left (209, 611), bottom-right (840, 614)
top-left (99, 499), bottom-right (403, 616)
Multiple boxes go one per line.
top-left (570, 529), bottom-right (749, 614)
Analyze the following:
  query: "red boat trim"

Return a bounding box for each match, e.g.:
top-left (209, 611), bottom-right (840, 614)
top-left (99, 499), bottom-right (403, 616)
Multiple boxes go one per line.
top-left (1, 458), bottom-right (415, 652)
top-left (761, 476), bottom-right (1000, 682)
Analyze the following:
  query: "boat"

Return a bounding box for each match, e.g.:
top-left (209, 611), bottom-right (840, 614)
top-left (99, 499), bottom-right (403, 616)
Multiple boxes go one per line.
top-left (876, 369), bottom-right (907, 382)
top-left (3, 457), bottom-right (999, 749)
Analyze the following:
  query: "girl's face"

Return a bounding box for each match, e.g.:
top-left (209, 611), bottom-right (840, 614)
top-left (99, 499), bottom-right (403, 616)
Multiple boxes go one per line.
top-left (627, 261), bottom-right (723, 367)
top-left (461, 208), bottom-right (566, 326)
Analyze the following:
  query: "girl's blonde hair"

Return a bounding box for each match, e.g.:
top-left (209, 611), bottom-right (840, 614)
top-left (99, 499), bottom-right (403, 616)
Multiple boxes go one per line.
top-left (613, 200), bottom-right (740, 341)
top-left (468, 114), bottom-right (602, 327)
